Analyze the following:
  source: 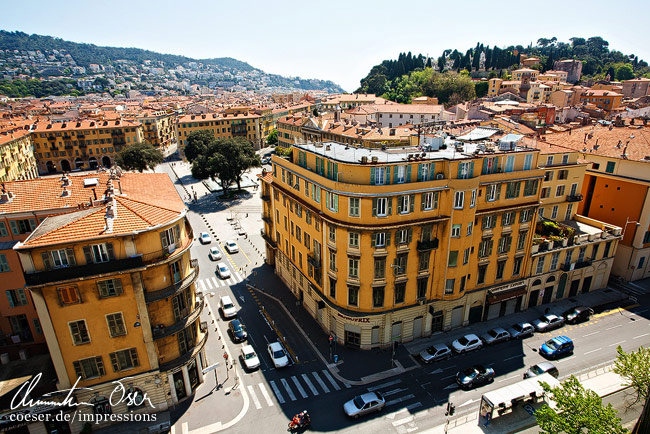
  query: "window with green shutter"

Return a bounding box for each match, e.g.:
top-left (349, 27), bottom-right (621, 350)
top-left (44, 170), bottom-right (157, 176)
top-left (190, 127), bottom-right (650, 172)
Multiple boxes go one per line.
top-left (109, 348), bottom-right (139, 372)
top-left (0, 254), bottom-right (9, 272)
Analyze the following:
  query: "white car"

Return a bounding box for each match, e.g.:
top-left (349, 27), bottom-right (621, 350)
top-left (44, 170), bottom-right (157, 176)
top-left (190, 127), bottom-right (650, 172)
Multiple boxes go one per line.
top-left (224, 240), bottom-right (239, 253)
top-left (267, 341), bottom-right (289, 368)
top-left (240, 345), bottom-right (260, 371)
top-left (216, 262), bottom-right (231, 279)
top-left (533, 314), bottom-right (565, 332)
top-left (199, 232), bottom-right (212, 244)
top-left (208, 247), bottom-right (222, 261)
top-left (451, 334), bottom-right (483, 354)
top-left (219, 295), bottom-right (237, 319)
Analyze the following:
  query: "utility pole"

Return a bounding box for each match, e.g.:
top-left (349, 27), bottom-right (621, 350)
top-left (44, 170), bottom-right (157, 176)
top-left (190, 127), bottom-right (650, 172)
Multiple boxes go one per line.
top-left (444, 401), bottom-right (455, 434)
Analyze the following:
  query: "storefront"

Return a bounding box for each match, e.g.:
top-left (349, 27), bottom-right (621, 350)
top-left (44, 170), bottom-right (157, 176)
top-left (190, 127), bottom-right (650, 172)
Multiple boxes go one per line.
top-left (484, 281), bottom-right (527, 321)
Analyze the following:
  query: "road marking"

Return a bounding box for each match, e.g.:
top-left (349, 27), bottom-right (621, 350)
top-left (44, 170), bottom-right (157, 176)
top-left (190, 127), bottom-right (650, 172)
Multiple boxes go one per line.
top-left (182, 422), bottom-right (188, 434)
top-left (281, 378), bottom-right (297, 401)
top-left (459, 398), bottom-right (478, 407)
top-left (211, 276), bottom-right (219, 288)
top-left (322, 370), bottom-right (341, 391)
top-left (441, 374), bottom-right (456, 381)
top-left (406, 402), bottom-right (422, 411)
top-left (386, 394), bottom-right (416, 407)
top-left (384, 388), bottom-right (408, 397)
top-left (583, 331), bottom-right (599, 337)
top-left (392, 415), bottom-right (414, 427)
top-left (498, 375), bottom-right (520, 383)
top-left (428, 368), bottom-right (443, 375)
top-left (444, 383), bottom-right (459, 390)
top-left (269, 380), bottom-right (285, 404)
top-left (247, 385), bottom-right (261, 409)
top-left (556, 356), bottom-right (576, 363)
top-left (606, 325), bottom-right (623, 331)
top-left (442, 365), bottom-right (457, 371)
top-left (301, 374), bottom-right (319, 396)
top-left (258, 383), bottom-right (274, 407)
top-left (503, 354), bottom-right (523, 362)
top-left (584, 348), bottom-right (602, 355)
top-left (609, 340), bottom-right (626, 347)
top-left (204, 278), bottom-right (213, 290)
top-left (633, 333), bottom-right (650, 339)
top-left (197, 280), bottom-right (206, 292)
top-left (368, 379), bottom-right (402, 392)
top-left (291, 376), bottom-right (308, 399)
top-left (312, 372), bottom-right (330, 393)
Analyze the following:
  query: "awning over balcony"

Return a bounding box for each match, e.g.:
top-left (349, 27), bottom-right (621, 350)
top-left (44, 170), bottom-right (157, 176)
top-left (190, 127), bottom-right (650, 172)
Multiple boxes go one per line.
top-left (487, 285), bottom-right (527, 304)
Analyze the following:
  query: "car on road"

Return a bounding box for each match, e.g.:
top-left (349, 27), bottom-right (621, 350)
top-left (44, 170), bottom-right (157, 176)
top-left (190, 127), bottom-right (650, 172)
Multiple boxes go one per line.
top-left (456, 365), bottom-right (495, 389)
top-left (524, 362), bottom-right (559, 379)
top-left (539, 336), bottom-right (574, 359)
top-left (208, 247), bottom-right (222, 261)
top-left (224, 240), bottom-right (239, 253)
top-left (216, 262), bottom-right (231, 279)
top-left (240, 345), bottom-right (260, 371)
top-left (267, 341), bottom-right (289, 368)
top-left (228, 319), bottom-right (247, 342)
top-left (419, 343), bottom-right (452, 363)
top-left (480, 327), bottom-right (511, 345)
top-left (219, 295), bottom-right (237, 319)
top-left (343, 391), bottom-right (386, 418)
top-left (532, 314), bottom-right (565, 332)
top-left (562, 306), bottom-right (594, 324)
top-left (199, 232), bottom-right (212, 244)
top-left (451, 334), bottom-right (483, 353)
top-left (507, 322), bottom-right (535, 339)
top-left (261, 157), bottom-right (271, 165)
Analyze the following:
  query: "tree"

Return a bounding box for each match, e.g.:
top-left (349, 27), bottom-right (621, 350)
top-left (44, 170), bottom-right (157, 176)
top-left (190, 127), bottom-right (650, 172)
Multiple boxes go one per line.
top-left (184, 130), bottom-right (214, 163)
top-left (266, 129), bottom-right (278, 146)
top-left (613, 345), bottom-right (650, 403)
top-left (115, 143), bottom-right (163, 172)
top-left (615, 64), bottom-right (634, 81)
top-left (536, 376), bottom-right (626, 434)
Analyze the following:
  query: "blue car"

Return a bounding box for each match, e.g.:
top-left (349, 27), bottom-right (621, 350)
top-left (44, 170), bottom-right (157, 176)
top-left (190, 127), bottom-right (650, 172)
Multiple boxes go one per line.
top-left (539, 336), bottom-right (574, 359)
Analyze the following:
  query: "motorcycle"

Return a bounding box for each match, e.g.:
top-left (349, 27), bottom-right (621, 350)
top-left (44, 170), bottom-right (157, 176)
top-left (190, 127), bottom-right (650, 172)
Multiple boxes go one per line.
top-left (287, 410), bottom-right (311, 432)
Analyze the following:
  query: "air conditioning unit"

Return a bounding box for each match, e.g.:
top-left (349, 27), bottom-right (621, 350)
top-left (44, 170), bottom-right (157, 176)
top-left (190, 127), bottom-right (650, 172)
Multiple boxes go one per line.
top-left (570, 262), bottom-right (575, 271)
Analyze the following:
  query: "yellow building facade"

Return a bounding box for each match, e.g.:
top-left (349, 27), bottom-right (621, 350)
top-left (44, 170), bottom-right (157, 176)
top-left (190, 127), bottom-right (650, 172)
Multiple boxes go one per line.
top-left (138, 110), bottom-right (177, 150)
top-left (0, 129), bottom-right (38, 182)
top-left (177, 111), bottom-right (262, 155)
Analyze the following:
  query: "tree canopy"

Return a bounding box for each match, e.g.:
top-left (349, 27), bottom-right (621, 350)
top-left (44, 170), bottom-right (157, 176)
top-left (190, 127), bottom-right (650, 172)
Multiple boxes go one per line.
top-left (115, 142), bottom-right (163, 172)
top-left (266, 129), bottom-right (278, 146)
top-left (613, 345), bottom-right (650, 403)
top-left (381, 69), bottom-right (476, 107)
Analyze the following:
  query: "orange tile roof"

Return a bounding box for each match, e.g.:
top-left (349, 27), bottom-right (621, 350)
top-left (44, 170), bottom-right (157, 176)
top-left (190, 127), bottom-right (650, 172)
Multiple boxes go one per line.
top-left (0, 129), bottom-right (31, 146)
top-left (32, 119), bottom-right (141, 132)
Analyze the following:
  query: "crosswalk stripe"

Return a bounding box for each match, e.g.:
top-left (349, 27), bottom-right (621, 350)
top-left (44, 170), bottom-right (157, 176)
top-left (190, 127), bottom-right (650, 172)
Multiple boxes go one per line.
top-left (321, 370), bottom-right (340, 391)
top-left (386, 394), bottom-right (416, 407)
top-left (312, 372), bottom-right (330, 393)
top-left (269, 380), bottom-right (285, 404)
top-left (301, 374), bottom-right (319, 396)
top-left (344, 382), bottom-right (351, 388)
top-left (281, 378), bottom-right (297, 401)
top-left (247, 385), bottom-right (261, 409)
top-left (258, 383), bottom-right (274, 407)
top-left (204, 278), bottom-right (213, 290)
top-left (211, 276), bottom-right (220, 288)
top-left (368, 379), bottom-right (402, 392)
top-left (291, 376), bottom-right (308, 399)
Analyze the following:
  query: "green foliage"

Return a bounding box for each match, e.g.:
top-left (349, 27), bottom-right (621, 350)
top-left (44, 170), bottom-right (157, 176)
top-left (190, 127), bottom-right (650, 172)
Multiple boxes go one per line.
top-left (0, 78), bottom-right (81, 98)
top-left (615, 64), bottom-right (634, 81)
top-left (536, 376), bottom-right (626, 434)
top-left (475, 81), bottom-right (489, 98)
top-left (381, 69), bottom-right (476, 107)
top-left (115, 143), bottom-right (163, 172)
top-left (613, 345), bottom-right (650, 403)
top-left (184, 130), bottom-right (214, 163)
top-left (266, 129), bottom-right (278, 146)
top-left (274, 146), bottom-right (293, 158)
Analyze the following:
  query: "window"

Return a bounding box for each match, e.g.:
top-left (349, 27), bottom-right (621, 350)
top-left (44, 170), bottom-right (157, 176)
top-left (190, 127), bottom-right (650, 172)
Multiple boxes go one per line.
top-left (448, 251), bottom-right (458, 267)
top-left (0, 254), bottom-right (9, 272)
top-left (451, 224), bottom-right (461, 238)
top-left (524, 153), bottom-right (533, 170)
top-left (372, 287), bottom-right (384, 308)
top-left (373, 232), bottom-right (388, 248)
top-left (550, 252), bottom-right (560, 271)
top-left (394, 282), bottom-right (406, 304)
top-left (69, 320), bottom-right (90, 345)
top-left (160, 224), bottom-right (180, 251)
top-left (520, 209), bottom-right (533, 223)
top-left (106, 313), bottom-right (126, 337)
top-left (544, 171), bottom-right (553, 182)
top-left (517, 231), bottom-right (528, 250)
top-left (348, 257), bottom-right (359, 278)
top-left (541, 187), bottom-right (550, 198)
top-left (556, 185), bottom-right (565, 197)
top-left (329, 278), bottom-right (336, 298)
top-left (546, 156), bottom-right (554, 166)
top-left (478, 239), bottom-right (493, 258)
top-left (551, 205), bottom-right (559, 219)
top-left (419, 251), bottom-right (430, 271)
top-left (477, 265), bottom-right (487, 284)
top-left (418, 163), bottom-right (431, 181)
top-left (536, 256), bottom-right (545, 274)
top-left (374, 258), bottom-right (386, 279)
top-left (397, 228), bottom-right (412, 245)
top-left (58, 286), bottom-right (81, 305)
top-left (417, 278), bottom-right (428, 299)
top-left (398, 195), bottom-right (414, 214)
top-left (349, 232), bottom-right (359, 248)
top-left (421, 225), bottom-right (433, 242)
top-left (6, 289), bottom-right (28, 307)
top-left (84, 243), bottom-right (113, 264)
top-left (539, 208), bottom-right (545, 219)
top-left (483, 157), bottom-right (497, 174)
top-left (445, 279), bottom-right (455, 294)
top-left (348, 286), bottom-right (359, 306)
top-left (498, 235), bottom-right (512, 254)
top-left (578, 246), bottom-right (587, 263)
top-left (565, 204), bottom-right (573, 221)
top-left (328, 225), bottom-right (336, 242)
top-left (505, 182), bottom-right (521, 199)
top-left (502, 212), bottom-right (515, 226)
top-left (396, 165), bottom-right (407, 183)
top-left (604, 241), bottom-right (612, 257)
top-left (325, 192), bottom-right (339, 212)
top-left (372, 167), bottom-right (386, 185)
top-left (109, 348), bottom-right (139, 372)
top-left (496, 260), bottom-right (506, 279)
top-left (373, 197), bottom-right (390, 216)
top-left (312, 185), bottom-right (321, 203)
top-left (458, 162), bottom-right (473, 179)
top-left (482, 215), bottom-right (495, 230)
top-left (329, 250), bottom-right (336, 272)
top-left (0, 222), bottom-right (7, 237)
top-left (470, 190), bottom-right (477, 208)
top-left (9, 218), bottom-right (37, 235)
top-left (591, 244), bottom-right (599, 261)
top-left (97, 279), bottom-right (122, 298)
top-left (295, 226), bottom-right (302, 242)
top-left (453, 191), bottom-right (464, 209)
top-left (349, 197), bottom-right (360, 217)
top-left (564, 249), bottom-right (573, 267)
top-left (422, 191), bottom-right (438, 210)
top-left (505, 155), bottom-right (515, 173)
top-left (467, 222), bottom-right (473, 236)
top-left (558, 170), bottom-right (568, 180)
top-left (524, 180), bottom-right (538, 196)
top-left (562, 154), bottom-right (569, 164)
top-left (512, 257), bottom-right (522, 276)
top-left (395, 254), bottom-right (408, 275)
top-left (606, 161), bottom-right (615, 173)
top-left (486, 184), bottom-right (500, 202)
top-left (463, 248), bottom-right (470, 265)
top-left (73, 356), bottom-right (105, 380)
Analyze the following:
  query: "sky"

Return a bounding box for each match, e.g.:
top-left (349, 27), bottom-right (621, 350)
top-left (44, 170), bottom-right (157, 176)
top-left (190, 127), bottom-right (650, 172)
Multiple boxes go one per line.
top-left (2, 0), bottom-right (650, 92)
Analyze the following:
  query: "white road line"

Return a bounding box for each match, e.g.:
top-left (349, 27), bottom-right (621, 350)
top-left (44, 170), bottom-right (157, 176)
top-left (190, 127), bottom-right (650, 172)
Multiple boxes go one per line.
top-left (582, 331), bottom-right (599, 338)
top-left (211, 276), bottom-right (220, 288)
top-left (634, 309), bottom-right (648, 314)
top-left (583, 348), bottom-right (602, 355)
top-left (367, 379), bottom-right (402, 392)
top-left (344, 382), bottom-right (351, 388)
top-left (301, 374), bottom-right (319, 396)
top-left (392, 415), bottom-right (414, 427)
top-left (182, 422), bottom-right (188, 434)
top-left (281, 378), bottom-right (297, 401)
top-left (498, 375), bottom-right (520, 383)
top-left (606, 324), bottom-right (623, 331)
top-left (322, 370), bottom-right (341, 391)
top-left (291, 376), bottom-right (308, 399)
top-left (204, 278), bottom-right (213, 290)
top-left (503, 354), bottom-right (522, 362)
top-left (197, 280), bottom-right (206, 292)
top-left (383, 388), bottom-right (408, 397)
top-left (269, 380), bottom-right (285, 404)
top-left (633, 333), bottom-right (650, 339)
top-left (609, 340), bottom-right (626, 347)
top-left (170, 425), bottom-right (175, 434)
top-left (258, 383), bottom-right (274, 407)
top-left (386, 394), bottom-right (416, 407)
top-left (312, 372), bottom-right (330, 393)
top-left (441, 374), bottom-right (456, 381)
top-left (247, 385), bottom-right (261, 409)
top-left (406, 402), bottom-right (422, 411)
top-left (556, 355), bottom-right (576, 363)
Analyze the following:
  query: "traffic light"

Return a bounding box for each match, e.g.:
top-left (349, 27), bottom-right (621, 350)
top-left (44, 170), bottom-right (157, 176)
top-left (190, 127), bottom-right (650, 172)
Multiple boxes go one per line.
top-left (446, 402), bottom-right (456, 416)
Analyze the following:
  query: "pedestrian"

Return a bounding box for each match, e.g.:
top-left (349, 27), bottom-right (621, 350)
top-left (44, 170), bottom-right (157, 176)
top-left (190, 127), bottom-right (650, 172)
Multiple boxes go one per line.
top-left (544, 307), bottom-right (550, 315)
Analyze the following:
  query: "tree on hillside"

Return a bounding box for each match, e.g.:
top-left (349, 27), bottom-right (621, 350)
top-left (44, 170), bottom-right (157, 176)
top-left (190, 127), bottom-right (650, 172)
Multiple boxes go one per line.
top-left (615, 64), bottom-right (634, 81)
top-left (613, 345), bottom-right (650, 404)
top-left (535, 376), bottom-right (626, 434)
top-left (115, 143), bottom-right (163, 172)
top-left (266, 129), bottom-right (278, 146)
top-left (184, 130), bottom-right (214, 162)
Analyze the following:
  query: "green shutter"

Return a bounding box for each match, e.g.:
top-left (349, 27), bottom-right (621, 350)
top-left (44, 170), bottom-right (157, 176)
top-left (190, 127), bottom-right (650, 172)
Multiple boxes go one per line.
top-left (386, 232), bottom-right (391, 245)
top-left (406, 165), bottom-right (412, 182)
top-left (417, 164), bottom-right (423, 182)
top-left (106, 243), bottom-right (114, 260)
top-left (9, 221), bottom-right (18, 235)
top-left (334, 194), bottom-right (339, 212)
top-left (429, 163), bottom-right (435, 180)
top-left (469, 161), bottom-right (474, 178)
top-left (110, 353), bottom-right (119, 372)
top-left (496, 184), bottom-right (501, 200)
top-left (66, 248), bottom-right (76, 266)
top-left (73, 361), bottom-right (84, 379)
top-left (371, 233), bottom-right (376, 247)
top-left (421, 193), bottom-right (426, 211)
top-left (6, 290), bottom-right (14, 307)
top-left (409, 195), bottom-right (415, 213)
top-left (393, 167), bottom-right (399, 184)
top-left (28, 219), bottom-right (37, 231)
top-left (397, 197), bottom-right (403, 214)
top-left (160, 232), bottom-right (168, 250)
top-left (385, 166), bottom-right (391, 184)
top-left (83, 246), bottom-right (93, 264)
top-left (482, 158), bottom-right (488, 174)
top-left (370, 167), bottom-right (376, 185)
top-left (372, 198), bottom-right (377, 216)
top-left (407, 229), bottom-right (413, 243)
top-left (41, 252), bottom-right (52, 270)
top-left (387, 197), bottom-right (393, 215)
top-left (457, 163), bottom-right (462, 179)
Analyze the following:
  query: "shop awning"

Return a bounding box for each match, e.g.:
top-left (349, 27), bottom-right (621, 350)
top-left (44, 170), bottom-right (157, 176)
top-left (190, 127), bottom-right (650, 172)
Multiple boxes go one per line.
top-left (487, 286), bottom-right (527, 304)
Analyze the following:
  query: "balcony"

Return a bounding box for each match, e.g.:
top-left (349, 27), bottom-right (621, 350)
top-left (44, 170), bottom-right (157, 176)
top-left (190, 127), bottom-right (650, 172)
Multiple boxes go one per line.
top-left (145, 261), bottom-right (199, 303)
top-left (560, 260), bottom-right (592, 271)
top-left (262, 214), bottom-right (273, 224)
top-left (261, 194), bottom-right (271, 202)
top-left (24, 256), bottom-right (144, 286)
top-left (159, 328), bottom-right (208, 372)
top-left (417, 238), bottom-right (439, 251)
top-left (566, 194), bottom-right (584, 202)
top-left (261, 231), bottom-right (277, 248)
top-left (152, 299), bottom-right (204, 340)
top-left (307, 254), bottom-right (322, 270)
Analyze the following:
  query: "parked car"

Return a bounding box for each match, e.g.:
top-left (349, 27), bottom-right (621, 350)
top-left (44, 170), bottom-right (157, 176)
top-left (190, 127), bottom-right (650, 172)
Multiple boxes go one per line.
top-left (267, 341), bottom-right (289, 368)
top-left (240, 344), bottom-right (260, 371)
top-left (208, 247), bottom-right (222, 261)
top-left (507, 322), bottom-right (535, 339)
top-left (419, 343), bottom-right (452, 363)
top-left (343, 391), bottom-right (386, 418)
top-left (219, 295), bottom-right (238, 318)
top-left (451, 334), bottom-right (483, 353)
top-left (456, 365), bottom-right (495, 389)
top-left (532, 314), bottom-right (565, 332)
top-left (562, 306), bottom-right (594, 324)
top-left (225, 240), bottom-right (239, 253)
top-left (261, 157), bottom-right (271, 165)
top-left (216, 262), bottom-right (231, 279)
top-left (539, 336), bottom-right (574, 359)
top-left (228, 319), bottom-right (247, 342)
top-left (524, 362), bottom-right (559, 379)
top-left (199, 232), bottom-right (212, 244)
top-left (481, 327), bottom-right (511, 345)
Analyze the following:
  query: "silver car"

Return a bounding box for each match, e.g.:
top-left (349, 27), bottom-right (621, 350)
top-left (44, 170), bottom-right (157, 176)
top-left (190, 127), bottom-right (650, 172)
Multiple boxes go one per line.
top-left (419, 343), bottom-right (452, 363)
top-left (508, 322), bottom-right (535, 339)
top-left (533, 314), bottom-right (565, 332)
top-left (480, 327), bottom-right (511, 345)
top-left (343, 391), bottom-right (385, 418)
top-left (451, 334), bottom-right (483, 353)
top-left (524, 361), bottom-right (559, 379)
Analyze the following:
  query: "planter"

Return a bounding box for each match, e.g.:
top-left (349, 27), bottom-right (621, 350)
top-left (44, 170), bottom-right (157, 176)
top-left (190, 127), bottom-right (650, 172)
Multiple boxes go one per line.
top-left (531, 244), bottom-right (539, 254)
top-left (562, 238), bottom-right (568, 247)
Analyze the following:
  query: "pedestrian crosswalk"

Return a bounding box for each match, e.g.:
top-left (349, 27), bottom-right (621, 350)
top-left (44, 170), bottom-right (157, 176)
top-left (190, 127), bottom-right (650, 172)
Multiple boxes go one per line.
top-left (624, 281), bottom-right (649, 297)
top-left (196, 272), bottom-right (245, 292)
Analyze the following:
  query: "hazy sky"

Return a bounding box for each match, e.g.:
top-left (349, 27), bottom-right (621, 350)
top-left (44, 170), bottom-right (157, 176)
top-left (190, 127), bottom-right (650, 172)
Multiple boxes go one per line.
top-left (2, 0), bottom-right (649, 92)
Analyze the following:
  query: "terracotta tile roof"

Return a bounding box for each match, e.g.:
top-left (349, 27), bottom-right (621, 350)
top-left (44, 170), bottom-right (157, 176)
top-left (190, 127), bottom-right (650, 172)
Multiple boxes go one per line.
top-left (32, 119), bottom-right (140, 132)
top-left (258, 171), bottom-right (273, 183)
top-left (0, 129), bottom-right (31, 146)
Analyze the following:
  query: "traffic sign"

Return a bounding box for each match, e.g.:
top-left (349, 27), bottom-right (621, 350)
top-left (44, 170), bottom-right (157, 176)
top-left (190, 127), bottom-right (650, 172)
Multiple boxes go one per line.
top-left (223, 352), bottom-right (229, 360)
top-left (202, 362), bottom-right (219, 374)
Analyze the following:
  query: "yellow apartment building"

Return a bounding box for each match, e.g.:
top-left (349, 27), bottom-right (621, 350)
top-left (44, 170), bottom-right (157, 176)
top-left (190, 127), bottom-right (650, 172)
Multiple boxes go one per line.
top-left (31, 119), bottom-right (144, 174)
top-left (13, 171), bottom-right (205, 431)
top-left (177, 110), bottom-right (262, 155)
top-left (0, 129), bottom-right (38, 182)
top-left (138, 110), bottom-right (178, 150)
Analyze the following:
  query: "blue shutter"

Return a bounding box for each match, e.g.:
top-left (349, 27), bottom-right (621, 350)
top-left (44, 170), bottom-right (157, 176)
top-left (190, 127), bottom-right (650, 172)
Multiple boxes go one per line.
top-left (429, 163), bottom-right (435, 180)
top-left (482, 158), bottom-right (488, 174)
top-left (469, 161), bottom-right (475, 178)
top-left (370, 167), bottom-right (376, 185)
top-left (393, 167), bottom-right (399, 184)
top-left (457, 164), bottom-right (462, 179)
top-left (406, 165), bottom-right (412, 183)
top-left (417, 164), bottom-right (423, 182)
